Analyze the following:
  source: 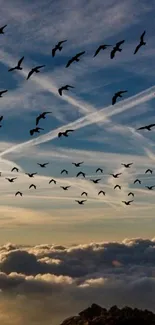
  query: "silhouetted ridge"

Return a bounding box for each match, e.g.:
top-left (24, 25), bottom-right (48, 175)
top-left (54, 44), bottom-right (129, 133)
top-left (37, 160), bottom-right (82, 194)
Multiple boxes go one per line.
top-left (60, 304), bottom-right (155, 325)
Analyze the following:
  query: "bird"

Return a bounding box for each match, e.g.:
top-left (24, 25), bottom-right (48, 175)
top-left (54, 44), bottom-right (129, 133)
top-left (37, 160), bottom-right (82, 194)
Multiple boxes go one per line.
top-left (6, 177), bottom-right (17, 182)
top-left (0, 90), bottom-right (8, 97)
top-left (110, 173), bottom-right (122, 178)
top-left (96, 168), bottom-right (103, 173)
top-left (0, 116), bottom-right (3, 122)
top-left (114, 185), bottom-right (121, 190)
top-left (72, 162), bottom-right (84, 167)
top-left (36, 112), bottom-right (51, 126)
top-left (49, 179), bottom-right (56, 184)
top-left (137, 124), bottom-right (155, 131)
top-left (0, 25), bottom-right (7, 34)
top-left (11, 167), bottom-right (19, 172)
top-left (110, 40), bottom-right (125, 59)
top-left (66, 51), bottom-right (85, 68)
top-left (15, 191), bottom-right (22, 196)
top-left (61, 186), bottom-right (70, 190)
top-left (122, 200), bottom-right (133, 205)
top-left (25, 173), bottom-right (37, 177)
top-left (30, 127), bottom-right (44, 136)
top-left (76, 171), bottom-right (85, 178)
top-left (93, 44), bottom-right (112, 57)
top-left (134, 179), bottom-right (141, 184)
top-left (128, 192), bottom-right (134, 197)
top-left (58, 85), bottom-right (74, 96)
top-left (8, 56), bottom-right (24, 72)
top-left (98, 190), bottom-right (105, 195)
top-left (61, 169), bottom-right (68, 175)
top-left (145, 185), bottom-right (155, 190)
top-left (121, 163), bottom-right (133, 168)
top-left (81, 192), bottom-right (87, 196)
top-left (134, 31), bottom-right (146, 54)
top-left (75, 200), bottom-right (86, 205)
top-left (29, 184), bottom-right (36, 189)
top-left (91, 179), bottom-right (101, 184)
top-left (145, 169), bottom-right (153, 174)
top-left (52, 40), bottom-right (67, 57)
top-left (112, 91), bottom-right (127, 105)
top-left (58, 130), bottom-right (74, 137)
top-left (27, 65), bottom-right (45, 80)
top-left (37, 163), bottom-right (49, 168)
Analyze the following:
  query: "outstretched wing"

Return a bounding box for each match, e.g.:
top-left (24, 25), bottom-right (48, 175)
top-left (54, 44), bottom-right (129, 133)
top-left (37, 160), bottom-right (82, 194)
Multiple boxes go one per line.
top-left (94, 46), bottom-right (102, 57)
top-left (18, 56), bottom-right (24, 66)
top-left (58, 88), bottom-right (63, 96)
top-left (66, 58), bottom-right (73, 68)
top-left (27, 69), bottom-right (34, 80)
top-left (140, 31), bottom-right (146, 42)
top-left (52, 48), bottom-right (56, 57)
top-left (134, 44), bottom-right (141, 54)
top-left (76, 51), bottom-right (85, 58)
top-left (112, 93), bottom-right (117, 105)
top-left (36, 115), bottom-right (41, 126)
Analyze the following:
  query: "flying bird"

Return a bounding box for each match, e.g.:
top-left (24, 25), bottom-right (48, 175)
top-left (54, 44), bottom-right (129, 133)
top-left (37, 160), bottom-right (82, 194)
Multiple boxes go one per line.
top-left (134, 31), bottom-right (146, 54)
top-left (93, 44), bottom-right (112, 57)
top-left (58, 130), bottom-right (74, 137)
top-left (137, 124), bottom-right (155, 131)
top-left (11, 167), bottom-right (19, 172)
top-left (81, 192), bottom-right (87, 196)
top-left (29, 184), bottom-right (36, 189)
top-left (6, 177), bottom-right (17, 182)
top-left (122, 200), bottom-right (133, 205)
top-left (72, 162), bottom-right (84, 167)
top-left (30, 127), bottom-right (44, 136)
top-left (96, 168), bottom-right (103, 173)
top-left (25, 173), bottom-right (37, 177)
top-left (15, 191), bottom-right (22, 196)
top-left (8, 56), bottom-right (24, 72)
top-left (128, 192), bottom-right (134, 197)
top-left (27, 65), bottom-right (45, 80)
top-left (61, 186), bottom-right (70, 190)
top-left (121, 163), bottom-right (133, 168)
top-left (134, 179), bottom-right (141, 184)
top-left (98, 190), bottom-right (105, 195)
top-left (91, 179), bottom-right (101, 184)
top-left (112, 91), bottom-right (127, 105)
top-left (76, 171), bottom-right (85, 178)
top-left (0, 116), bottom-right (3, 122)
top-left (61, 169), bottom-right (68, 174)
top-left (114, 185), bottom-right (121, 190)
top-left (37, 163), bottom-right (49, 168)
top-left (52, 40), bottom-right (67, 57)
top-left (0, 25), bottom-right (7, 34)
top-left (36, 112), bottom-right (51, 126)
top-left (145, 185), bottom-right (155, 190)
top-left (49, 179), bottom-right (56, 184)
top-left (0, 90), bottom-right (8, 97)
top-left (75, 200), bottom-right (86, 205)
top-left (66, 51), bottom-right (85, 68)
top-left (110, 173), bottom-right (122, 178)
top-left (110, 40), bottom-right (125, 59)
top-left (58, 85), bottom-right (74, 96)
top-left (145, 169), bottom-right (153, 174)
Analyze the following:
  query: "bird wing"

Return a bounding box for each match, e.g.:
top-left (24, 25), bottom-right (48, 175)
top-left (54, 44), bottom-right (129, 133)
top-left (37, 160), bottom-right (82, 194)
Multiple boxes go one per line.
top-left (58, 132), bottom-right (62, 137)
top-left (8, 67), bottom-right (15, 71)
top-left (112, 94), bottom-right (117, 105)
top-left (27, 69), bottom-right (34, 80)
top-left (18, 56), bottom-right (24, 66)
top-left (149, 124), bottom-right (155, 128)
top-left (36, 115), bottom-right (41, 126)
top-left (116, 40), bottom-right (125, 46)
top-left (76, 51), bottom-right (85, 58)
top-left (36, 65), bottom-right (45, 69)
top-left (52, 48), bottom-right (56, 57)
top-left (1, 90), bottom-right (8, 94)
top-left (58, 88), bottom-right (63, 96)
top-left (110, 49), bottom-right (115, 59)
top-left (134, 44), bottom-right (141, 54)
top-left (137, 126), bottom-right (146, 130)
top-left (66, 129), bottom-right (74, 134)
top-left (94, 46), bottom-right (101, 57)
top-left (30, 129), bottom-right (34, 135)
top-left (66, 59), bottom-right (73, 68)
top-left (140, 31), bottom-right (146, 41)
top-left (59, 40), bottom-right (67, 45)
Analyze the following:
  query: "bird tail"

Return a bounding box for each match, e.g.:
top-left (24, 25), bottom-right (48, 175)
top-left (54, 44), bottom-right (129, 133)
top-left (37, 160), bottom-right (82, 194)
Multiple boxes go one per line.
top-left (59, 46), bottom-right (63, 51)
top-left (118, 48), bottom-right (122, 52)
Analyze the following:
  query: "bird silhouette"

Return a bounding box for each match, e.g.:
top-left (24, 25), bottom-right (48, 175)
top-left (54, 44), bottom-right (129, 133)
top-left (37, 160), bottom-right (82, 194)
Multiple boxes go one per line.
top-left (81, 192), bottom-right (87, 196)
top-left (137, 124), bottom-right (155, 131)
top-left (0, 116), bottom-right (3, 122)
top-left (66, 51), bottom-right (85, 67)
top-left (61, 169), bottom-right (68, 174)
top-left (128, 192), bottom-right (134, 197)
top-left (58, 85), bottom-right (74, 96)
top-left (36, 112), bottom-right (51, 126)
top-left (75, 200), bottom-right (86, 205)
top-left (29, 184), bottom-right (36, 189)
top-left (98, 190), bottom-right (105, 195)
top-left (110, 40), bottom-right (125, 59)
top-left (112, 91), bottom-right (127, 105)
top-left (122, 200), bottom-right (133, 205)
top-left (37, 163), bottom-right (49, 168)
top-left (52, 40), bottom-right (67, 57)
top-left (72, 162), bottom-right (84, 167)
top-left (25, 173), bottom-right (37, 177)
top-left (0, 90), bottom-right (8, 97)
top-left (27, 65), bottom-right (45, 80)
top-left (96, 168), bottom-right (103, 173)
top-left (110, 173), bottom-right (122, 178)
top-left (134, 179), bottom-right (141, 184)
top-left (145, 185), bottom-right (155, 190)
top-left (61, 186), bottom-right (70, 190)
top-left (6, 177), bottom-right (17, 182)
top-left (121, 163), bottom-right (133, 168)
top-left (145, 169), bottom-right (153, 174)
top-left (134, 31), bottom-right (146, 54)
top-left (114, 185), bottom-right (121, 190)
top-left (0, 25), bottom-right (7, 34)
top-left (58, 130), bottom-right (74, 137)
top-left (91, 179), bottom-right (101, 183)
top-left (8, 56), bottom-right (24, 72)
top-left (30, 127), bottom-right (44, 136)
top-left (11, 167), bottom-right (19, 172)
top-left (94, 44), bottom-right (112, 57)
top-left (15, 191), bottom-right (22, 196)
top-left (76, 171), bottom-right (85, 178)
top-left (49, 179), bottom-right (56, 184)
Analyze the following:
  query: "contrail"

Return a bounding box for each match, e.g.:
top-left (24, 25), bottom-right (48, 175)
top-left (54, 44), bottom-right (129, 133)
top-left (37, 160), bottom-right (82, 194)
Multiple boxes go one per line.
top-left (0, 84), bottom-right (155, 158)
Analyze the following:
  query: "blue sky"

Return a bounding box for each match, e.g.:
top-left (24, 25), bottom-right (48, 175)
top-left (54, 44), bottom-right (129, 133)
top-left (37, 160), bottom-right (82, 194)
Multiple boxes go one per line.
top-left (0, 0), bottom-right (155, 245)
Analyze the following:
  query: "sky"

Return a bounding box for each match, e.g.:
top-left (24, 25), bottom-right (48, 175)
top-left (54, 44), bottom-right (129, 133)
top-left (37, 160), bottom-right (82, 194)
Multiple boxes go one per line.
top-left (0, 0), bottom-right (155, 323)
